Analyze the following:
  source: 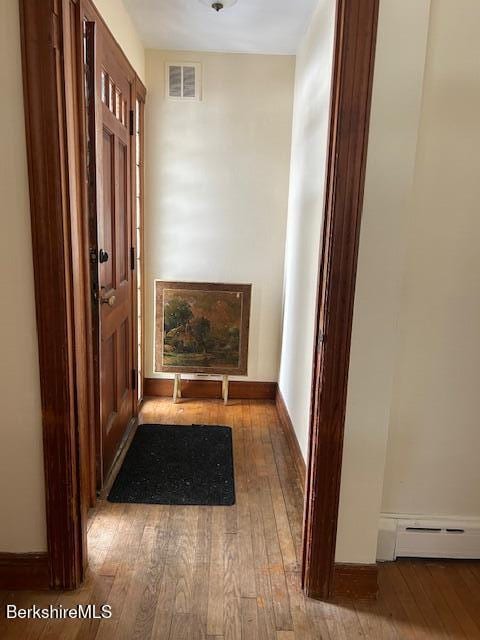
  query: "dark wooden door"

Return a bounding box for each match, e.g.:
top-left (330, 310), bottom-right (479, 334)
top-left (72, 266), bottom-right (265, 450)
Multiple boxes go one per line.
top-left (95, 30), bottom-right (135, 482)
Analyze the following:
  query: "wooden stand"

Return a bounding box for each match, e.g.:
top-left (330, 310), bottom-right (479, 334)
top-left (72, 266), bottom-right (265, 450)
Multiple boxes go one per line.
top-left (173, 373), bottom-right (182, 404)
top-left (172, 374), bottom-right (229, 404)
top-left (222, 375), bottom-right (229, 405)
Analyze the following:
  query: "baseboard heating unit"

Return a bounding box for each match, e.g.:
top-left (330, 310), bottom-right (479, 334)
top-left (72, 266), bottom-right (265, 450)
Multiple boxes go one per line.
top-left (377, 515), bottom-right (480, 561)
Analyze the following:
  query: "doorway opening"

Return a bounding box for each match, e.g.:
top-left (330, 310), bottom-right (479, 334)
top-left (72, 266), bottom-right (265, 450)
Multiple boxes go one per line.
top-left (20, 0), bottom-right (378, 601)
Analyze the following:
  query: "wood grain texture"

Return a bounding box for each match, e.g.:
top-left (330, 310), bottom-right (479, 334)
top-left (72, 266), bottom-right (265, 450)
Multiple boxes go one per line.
top-left (0, 401), bottom-right (480, 639)
top-left (20, 0), bottom-right (147, 590)
top-left (275, 389), bottom-right (306, 490)
top-left (303, 0), bottom-right (380, 600)
top-left (0, 553), bottom-right (49, 590)
top-left (144, 378), bottom-right (277, 400)
top-left (332, 563), bottom-right (378, 600)
top-left (20, 0), bottom-right (88, 589)
top-left (90, 0), bottom-right (137, 483)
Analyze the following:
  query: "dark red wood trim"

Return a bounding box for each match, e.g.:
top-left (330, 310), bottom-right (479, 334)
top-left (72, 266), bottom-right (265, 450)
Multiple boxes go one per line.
top-left (0, 553), bottom-right (50, 591)
top-left (19, 0), bottom-right (147, 591)
top-left (275, 389), bottom-right (306, 490)
top-left (144, 378), bottom-right (277, 400)
top-left (20, 0), bottom-right (88, 590)
top-left (332, 563), bottom-right (378, 600)
top-left (302, 0), bottom-right (380, 600)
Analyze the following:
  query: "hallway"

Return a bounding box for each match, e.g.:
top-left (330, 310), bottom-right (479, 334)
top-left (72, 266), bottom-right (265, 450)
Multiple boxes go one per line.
top-left (1, 399), bottom-right (480, 639)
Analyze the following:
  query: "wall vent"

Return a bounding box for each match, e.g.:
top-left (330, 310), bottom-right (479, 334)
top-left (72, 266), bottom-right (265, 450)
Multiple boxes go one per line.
top-left (377, 515), bottom-right (480, 561)
top-left (166, 63), bottom-right (202, 101)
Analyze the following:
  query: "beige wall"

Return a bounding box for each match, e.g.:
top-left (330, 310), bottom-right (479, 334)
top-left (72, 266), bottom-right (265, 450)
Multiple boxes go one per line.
top-left (278, 0), bottom-right (434, 564)
top-left (278, 0), bottom-right (336, 457)
top-left (94, 0), bottom-right (145, 81)
top-left (381, 0), bottom-right (480, 519)
top-left (339, 0), bottom-right (480, 561)
top-left (0, 0), bottom-right (46, 552)
top-left (336, 0), bottom-right (432, 563)
top-left (144, 50), bottom-right (295, 382)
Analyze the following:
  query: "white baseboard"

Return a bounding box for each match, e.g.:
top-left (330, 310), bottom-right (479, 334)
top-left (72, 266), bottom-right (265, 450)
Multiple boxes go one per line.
top-left (377, 513), bottom-right (480, 562)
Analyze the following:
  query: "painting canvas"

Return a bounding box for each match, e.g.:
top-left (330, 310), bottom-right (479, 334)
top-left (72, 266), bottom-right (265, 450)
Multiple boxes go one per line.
top-left (154, 281), bottom-right (251, 375)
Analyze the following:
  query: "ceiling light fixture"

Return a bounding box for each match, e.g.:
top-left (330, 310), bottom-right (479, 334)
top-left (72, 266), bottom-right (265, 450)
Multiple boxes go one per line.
top-left (199, 0), bottom-right (238, 12)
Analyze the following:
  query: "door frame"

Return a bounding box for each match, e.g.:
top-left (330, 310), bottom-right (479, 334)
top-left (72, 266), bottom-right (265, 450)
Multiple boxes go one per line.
top-left (302, 0), bottom-right (380, 599)
top-left (19, 0), bottom-right (377, 593)
top-left (20, 0), bottom-right (145, 588)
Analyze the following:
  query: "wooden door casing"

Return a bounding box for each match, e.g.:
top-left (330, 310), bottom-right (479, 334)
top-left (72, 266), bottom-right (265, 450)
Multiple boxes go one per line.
top-left (302, 0), bottom-right (380, 599)
top-left (20, 0), bottom-right (145, 589)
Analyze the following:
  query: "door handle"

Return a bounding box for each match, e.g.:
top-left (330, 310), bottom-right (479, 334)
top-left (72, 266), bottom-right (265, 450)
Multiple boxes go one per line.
top-left (99, 249), bottom-right (109, 263)
top-left (100, 289), bottom-right (116, 307)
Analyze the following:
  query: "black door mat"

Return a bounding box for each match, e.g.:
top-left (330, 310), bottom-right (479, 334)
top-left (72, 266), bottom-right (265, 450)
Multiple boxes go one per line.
top-left (107, 424), bottom-right (235, 506)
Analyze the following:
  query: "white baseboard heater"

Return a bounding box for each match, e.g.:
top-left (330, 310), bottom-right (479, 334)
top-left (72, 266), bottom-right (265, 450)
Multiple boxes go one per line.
top-left (377, 515), bottom-right (480, 561)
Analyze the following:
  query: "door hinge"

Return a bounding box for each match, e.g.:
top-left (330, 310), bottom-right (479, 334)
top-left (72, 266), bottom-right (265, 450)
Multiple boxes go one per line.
top-left (317, 331), bottom-right (325, 348)
top-left (130, 246), bottom-right (135, 270)
top-left (131, 368), bottom-right (137, 390)
top-left (129, 110), bottom-right (134, 136)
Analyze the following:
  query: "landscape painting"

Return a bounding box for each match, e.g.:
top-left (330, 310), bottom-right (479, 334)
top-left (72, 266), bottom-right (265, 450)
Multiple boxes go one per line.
top-left (154, 281), bottom-right (251, 375)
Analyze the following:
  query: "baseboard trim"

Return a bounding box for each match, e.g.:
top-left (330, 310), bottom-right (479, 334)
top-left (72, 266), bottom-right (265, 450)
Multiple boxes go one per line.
top-left (332, 563), bottom-right (378, 599)
top-left (0, 552), bottom-right (50, 590)
top-left (144, 378), bottom-right (277, 400)
top-left (275, 388), bottom-right (306, 490)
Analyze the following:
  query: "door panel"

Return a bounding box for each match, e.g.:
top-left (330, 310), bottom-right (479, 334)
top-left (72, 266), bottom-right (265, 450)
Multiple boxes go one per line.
top-left (101, 129), bottom-right (114, 291)
top-left (117, 318), bottom-right (129, 400)
top-left (117, 141), bottom-right (128, 283)
top-left (95, 28), bottom-right (135, 482)
top-left (101, 333), bottom-right (116, 432)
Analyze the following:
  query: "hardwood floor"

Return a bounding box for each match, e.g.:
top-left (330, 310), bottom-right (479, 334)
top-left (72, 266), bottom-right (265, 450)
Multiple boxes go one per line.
top-left (1, 398), bottom-right (480, 639)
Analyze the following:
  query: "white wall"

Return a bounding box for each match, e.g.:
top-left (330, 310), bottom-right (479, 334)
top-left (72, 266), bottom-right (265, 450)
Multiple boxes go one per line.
top-left (278, 0), bottom-right (433, 563)
top-left (277, 0), bottom-right (336, 457)
top-left (144, 50), bottom-right (295, 382)
top-left (0, 0), bottom-right (46, 552)
top-left (94, 0), bottom-right (145, 81)
top-left (335, 0), bottom-right (432, 564)
top-left (381, 0), bottom-right (480, 520)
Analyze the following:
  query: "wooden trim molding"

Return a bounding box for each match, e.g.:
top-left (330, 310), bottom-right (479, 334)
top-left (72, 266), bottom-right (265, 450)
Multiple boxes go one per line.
top-left (275, 389), bottom-right (306, 490)
top-left (332, 563), bottom-right (379, 600)
top-left (302, 0), bottom-right (380, 600)
top-left (144, 378), bottom-right (276, 400)
top-left (0, 553), bottom-right (50, 591)
top-left (20, 0), bottom-right (88, 590)
top-left (19, 0), bottom-right (146, 591)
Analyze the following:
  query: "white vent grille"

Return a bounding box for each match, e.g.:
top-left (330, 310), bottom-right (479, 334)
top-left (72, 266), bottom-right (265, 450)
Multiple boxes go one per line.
top-left (166, 63), bottom-right (201, 101)
top-left (168, 65), bottom-right (182, 98)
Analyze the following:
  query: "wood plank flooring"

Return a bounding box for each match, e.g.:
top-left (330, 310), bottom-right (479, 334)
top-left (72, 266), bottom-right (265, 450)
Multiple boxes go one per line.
top-left (1, 399), bottom-right (480, 639)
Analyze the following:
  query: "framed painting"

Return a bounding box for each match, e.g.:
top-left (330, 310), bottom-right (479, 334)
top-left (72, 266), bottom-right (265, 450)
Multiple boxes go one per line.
top-left (154, 281), bottom-right (252, 375)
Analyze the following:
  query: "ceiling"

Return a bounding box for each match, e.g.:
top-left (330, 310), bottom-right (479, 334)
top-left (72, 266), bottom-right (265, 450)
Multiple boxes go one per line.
top-left (123, 0), bottom-right (318, 55)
